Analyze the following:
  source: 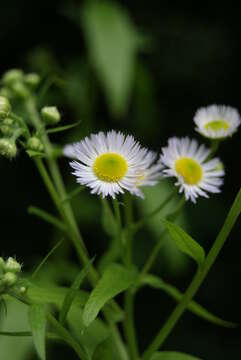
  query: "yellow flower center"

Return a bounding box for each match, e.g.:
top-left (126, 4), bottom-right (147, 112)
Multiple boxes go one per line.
top-left (204, 119), bottom-right (229, 132)
top-left (94, 153), bottom-right (128, 182)
top-left (175, 157), bottom-right (202, 185)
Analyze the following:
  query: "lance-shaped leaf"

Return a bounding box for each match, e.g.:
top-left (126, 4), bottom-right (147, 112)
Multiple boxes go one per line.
top-left (59, 257), bottom-right (95, 324)
top-left (83, 263), bottom-right (137, 326)
top-left (141, 274), bottom-right (237, 328)
top-left (28, 304), bottom-right (47, 360)
top-left (163, 219), bottom-right (205, 265)
top-left (82, 1), bottom-right (141, 117)
top-left (151, 352), bottom-right (202, 360)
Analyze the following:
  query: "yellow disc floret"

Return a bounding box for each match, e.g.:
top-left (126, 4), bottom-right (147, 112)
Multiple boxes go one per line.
top-left (94, 153), bottom-right (128, 182)
top-left (175, 157), bottom-right (202, 185)
top-left (205, 119), bottom-right (229, 132)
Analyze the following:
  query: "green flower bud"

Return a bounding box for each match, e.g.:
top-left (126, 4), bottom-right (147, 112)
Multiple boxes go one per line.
top-left (0, 96), bottom-right (11, 120)
top-left (0, 124), bottom-right (12, 136)
top-left (3, 117), bottom-right (14, 126)
top-left (4, 257), bottom-right (21, 274)
top-left (19, 286), bottom-right (26, 294)
top-left (41, 106), bottom-right (61, 125)
top-left (27, 136), bottom-right (44, 152)
top-left (2, 272), bottom-right (17, 287)
top-left (11, 81), bottom-right (30, 99)
top-left (2, 69), bottom-right (24, 86)
top-left (0, 138), bottom-right (17, 159)
top-left (24, 73), bottom-right (41, 89)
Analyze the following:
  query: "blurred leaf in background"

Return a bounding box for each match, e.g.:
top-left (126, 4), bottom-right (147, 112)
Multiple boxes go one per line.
top-left (0, 299), bottom-right (33, 360)
top-left (81, 0), bottom-right (142, 118)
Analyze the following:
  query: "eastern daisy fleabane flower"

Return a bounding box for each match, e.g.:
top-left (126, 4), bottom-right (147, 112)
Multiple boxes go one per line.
top-left (67, 130), bottom-right (162, 198)
top-left (159, 137), bottom-right (224, 203)
top-left (194, 105), bottom-right (240, 139)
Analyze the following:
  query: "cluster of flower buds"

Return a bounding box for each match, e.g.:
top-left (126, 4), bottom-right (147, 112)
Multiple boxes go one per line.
top-left (0, 69), bottom-right (40, 100)
top-left (0, 68), bottom-right (63, 160)
top-left (0, 257), bottom-right (22, 293)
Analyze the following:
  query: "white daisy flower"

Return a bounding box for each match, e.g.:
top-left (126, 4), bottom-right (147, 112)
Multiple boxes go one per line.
top-left (159, 137), bottom-right (224, 203)
top-left (68, 130), bottom-right (162, 198)
top-left (194, 105), bottom-right (240, 139)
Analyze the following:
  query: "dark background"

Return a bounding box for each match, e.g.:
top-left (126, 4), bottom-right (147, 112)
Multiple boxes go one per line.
top-left (0, 1), bottom-right (240, 359)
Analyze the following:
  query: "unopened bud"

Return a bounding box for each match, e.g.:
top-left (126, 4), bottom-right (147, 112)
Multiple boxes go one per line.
top-left (2, 69), bottom-right (24, 86)
top-left (0, 125), bottom-right (12, 136)
top-left (11, 82), bottom-right (29, 99)
top-left (0, 96), bottom-right (11, 120)
top-left (41, 106), bottom-right (61, 125)
top-left (2, 272), bottom-right (17, 287)
top-left (0, 138), bottom-right (17, 159)
top-left (24, 73), bottom-right (41, 89)
top-left (27, 136), bottom-right (44, 152)
top-left (19, 286), bottom-right (26, 294)
top-left (4, 257), bottom-right (21, 274)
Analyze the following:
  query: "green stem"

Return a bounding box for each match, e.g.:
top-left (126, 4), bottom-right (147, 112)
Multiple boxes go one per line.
top-left (123, 194), bottom-right (139, 360)
top-left (142, 188), bottom-right (241, 360)
top-left (133, 189), bottom-right (176, 232)
top-left (25, 97), bottom-right (127, 358)
top-left (140, 196), bottom-right (185, 277)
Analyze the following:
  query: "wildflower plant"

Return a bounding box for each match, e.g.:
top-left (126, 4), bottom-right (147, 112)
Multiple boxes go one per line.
top-left (0, 68), bottom-right (240, 360)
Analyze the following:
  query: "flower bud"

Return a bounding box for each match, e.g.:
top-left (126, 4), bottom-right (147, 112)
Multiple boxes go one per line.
top-left (41, 106), bottom-right (61, 125)
top-left (0, 138), bottom-right (17, 159)
top-left (2, 69), bottom-right (24, 86)
top-left (0, 124), bottom-right (12, 136)
top-left (27, 136), bottom-right (44, 152)
top-left (0, 96), bottom-right (11, 120)
top-left (2, 272), bottom-right (17, 287)
top-left (19, 286), bottom-right (26, 294)
top-left (24, 73), bottom-right (41, 89)
top-left (4, 257), bottom-right (21, 274)
top-left (11, 81), bottom-right (30, 99)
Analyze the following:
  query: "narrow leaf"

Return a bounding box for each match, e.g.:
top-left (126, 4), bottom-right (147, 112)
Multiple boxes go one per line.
top-left (46, 121), bottom-right (81, 134)
top-left (28, 206), bottom-right (67, 232)
top-left (82, 1), bottom-right (140, 117)
top-left (59, 257), bottom-right (95, 324)
top-left (32, 239), bottom-right (64, 278)
top-left (28, 304), bottom-right (47, 360)
top-left (163, 219), bottom-right (205, 265)
top-left (83, 263), bottom-right (137, 326)
top-left (151, 351), bottom-right (202, 360)
top-left (142, 275), bottom-right (237, 328)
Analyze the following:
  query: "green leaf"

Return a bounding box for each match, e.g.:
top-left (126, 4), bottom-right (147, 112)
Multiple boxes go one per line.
top-left (27, 283), bottom-right (89, 308)
top-left (28, 206), bottom-right (67, 232)
top-left (28, 304), bottom-right (47, 360)
top-left (163, 220), bottom-right (205, 265)
top-left (59, 257), bottom-right (95, 324)
top-left (93, 338), bottom-right (119, 360)
top-left (141, 275), bottom-right (237, 328)
top-left (0, 300), bottom-right (32, 360)
top-left (151, 351), bottom-right (202, 360)
top-left (82, 1), bottom-right (140, 117)
top-left (31, 239), bottom-right (64, 278)
top-left (46, 121), bottom-right (81, 134)
top-left (83, 263), bottom-right (138, 326)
